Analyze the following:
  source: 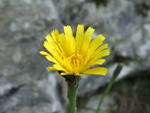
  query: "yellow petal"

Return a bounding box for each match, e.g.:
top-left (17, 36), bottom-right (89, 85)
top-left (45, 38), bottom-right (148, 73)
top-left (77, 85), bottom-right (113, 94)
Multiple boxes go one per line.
top-left (78, 63), bottom-right (89, 73)
top-left (45, 34), bottom-right (62, 55)
top-left (45, 55), bottom-right (57, 63)
top-left (53, 64), bottom-right (67, 72)
top-left (89, 34), bottom-right (105, 51)
top-left (90, 49), bottom-right (110, 63)
top-left (59, 33), bottom-right (68, 56)
top-left (47, 66), bottom-right (57, 71)
top-left (50, 30), bottom-right (67, 57)
top-left (80, 36), bottom-right (92, 56)
top-left (45, 34), bottom-right (54, 44)
top-left (43, 41), bottom-right (61, 60)
top-left (83, 67), bottom-right (108, 75)
top-left (84, 34), bottom-right (105, 62)
top-left (89, 59), bottom-right (106, 66)
top-left (39, 51), bottom-right (57, 63)
top-left (75, 25), bottom-right (84, 49)
top-left (80, 27), bottom-right (94, 56)
top-left (74, 71), bottom-right (81, 76)
top-left (39, 51), bottom-right (49, 56)
top-left (93, 43), bottom-right (109, 57)
top-left (64, 25), bottom-right (75, 55)
top-left (51, 29), bottom-right (60, 42)
top-left (60, 72), bottom-right (68, 75)
top-left (64, 25), bottom-right (74, 40)
top-left (94, 49), bottom-right (110, 59)
top-left (70, 37), bottom-right (76, 55)
top-left (60, 71), bottom-right (82, 76)
top-left (84, 27), bottom-right (95, 39)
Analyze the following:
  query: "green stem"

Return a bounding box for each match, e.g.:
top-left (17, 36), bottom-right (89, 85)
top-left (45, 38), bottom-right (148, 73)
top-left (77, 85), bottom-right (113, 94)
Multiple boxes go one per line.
top-left (95, 64), bottom-right (123, 113)
top-left (68, 83), bottom-right (78, 113)
top-left (64, 75), bottom-right (81, 113)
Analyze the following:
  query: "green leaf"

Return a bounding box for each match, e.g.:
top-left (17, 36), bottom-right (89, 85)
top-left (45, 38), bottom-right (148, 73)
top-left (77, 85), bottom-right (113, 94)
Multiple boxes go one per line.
top-left (95, 64), bottom-right (123, 113)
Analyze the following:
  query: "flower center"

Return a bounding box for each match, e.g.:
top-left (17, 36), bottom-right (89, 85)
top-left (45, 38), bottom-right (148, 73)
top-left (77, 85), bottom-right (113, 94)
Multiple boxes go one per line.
top-left (68, 54), bottom-right (83, 68)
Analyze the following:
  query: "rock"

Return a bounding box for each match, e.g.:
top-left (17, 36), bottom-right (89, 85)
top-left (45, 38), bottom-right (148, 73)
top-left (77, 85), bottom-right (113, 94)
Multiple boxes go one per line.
top-left (0, 83), bottom-right (13, 96)
top-left (78, 75), bottom-right (110, 96)
top-left (0, 0), bottom-right (58, 39)
top-left (130, 0), bottom-right (150, 6)
top-left (0, 74), bottom-right (65, 113)
top-left (59, 2), bottom-right (97, 27)
top-left (35, 73), bottom-right (64, 113)
top-left (12, 50), bottom-right (22, 64)
top-left (77, 95), bottom-right (115, 113)
top-left (96, 0), bottom-right (144, 41)
top-left (0, 0), bottom-right (150, 112)
top-left (22, 22), bottom-right (31, 31)
top-left (39, 0), bottom-right (58, 21)
top-left (77, 0), bottom-right (150, 96)
top-left (9, 22), bottom-right (18, 32)
top-left (33, 20), bottom-right (46, 31)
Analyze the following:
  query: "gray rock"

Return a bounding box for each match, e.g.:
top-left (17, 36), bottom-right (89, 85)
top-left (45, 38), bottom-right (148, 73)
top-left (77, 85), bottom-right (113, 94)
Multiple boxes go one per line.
top-left (59, 2), bottom-right (96, 27)
top-left (9, 22), bottom-right (19, 32)
top-left (129, 0), bottom-right (150, 6)
top-left (0, 74), bottom-right (65, 113)
top-left (78, 75), bottom-right (110, 96)
top-left (86, 95), bottom-right (114, 112)
top-left (0, 0), bottom-right (150, 112)
top-left (77, 95), bottom-right (115, 113)
top-left (77, 0), bottom-right (150, 96)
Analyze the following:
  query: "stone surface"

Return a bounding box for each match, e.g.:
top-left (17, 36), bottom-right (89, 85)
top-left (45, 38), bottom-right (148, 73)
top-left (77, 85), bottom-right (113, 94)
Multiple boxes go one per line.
top-left (0, 74), bottom-right (65, 113)
top-left (86, 95), bottom-right (114, 113)
top-left (78, 0), bottom-right (150, 96)
top-left (0, 0), bottom-right (150, 112)
top-left (77, 94), bottom-right (115, 113)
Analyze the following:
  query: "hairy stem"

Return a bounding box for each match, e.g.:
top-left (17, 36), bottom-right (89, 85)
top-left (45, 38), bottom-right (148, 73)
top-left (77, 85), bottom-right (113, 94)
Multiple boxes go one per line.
top-left (64, 75), bottom-right (81, 113)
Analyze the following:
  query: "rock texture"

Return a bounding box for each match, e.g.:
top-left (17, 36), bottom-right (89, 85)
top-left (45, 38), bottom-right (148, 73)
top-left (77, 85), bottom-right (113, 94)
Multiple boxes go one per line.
top-left (0, 0), bottom-right (150, 112)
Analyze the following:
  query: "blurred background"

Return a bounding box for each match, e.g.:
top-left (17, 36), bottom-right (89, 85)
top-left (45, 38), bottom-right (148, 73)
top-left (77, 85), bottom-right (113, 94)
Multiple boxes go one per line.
top-left (0, 0), bottom-right (150, 113)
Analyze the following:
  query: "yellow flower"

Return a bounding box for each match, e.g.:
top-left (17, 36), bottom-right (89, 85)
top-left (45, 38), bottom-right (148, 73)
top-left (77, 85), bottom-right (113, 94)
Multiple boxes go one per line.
top-left (39, 25), bottom-right (110, 76)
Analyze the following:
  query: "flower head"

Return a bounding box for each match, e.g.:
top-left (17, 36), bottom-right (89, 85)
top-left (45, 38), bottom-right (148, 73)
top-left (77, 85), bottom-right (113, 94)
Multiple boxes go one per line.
top-left (40, 25), bottom-right (110, 76)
